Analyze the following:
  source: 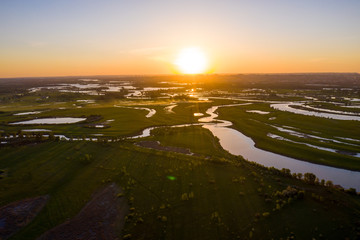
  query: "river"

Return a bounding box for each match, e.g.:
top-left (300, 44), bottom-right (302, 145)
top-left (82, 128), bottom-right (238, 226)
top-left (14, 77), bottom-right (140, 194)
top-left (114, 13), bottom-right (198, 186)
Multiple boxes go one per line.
top-left (133, 103), bottom-right (360, 190)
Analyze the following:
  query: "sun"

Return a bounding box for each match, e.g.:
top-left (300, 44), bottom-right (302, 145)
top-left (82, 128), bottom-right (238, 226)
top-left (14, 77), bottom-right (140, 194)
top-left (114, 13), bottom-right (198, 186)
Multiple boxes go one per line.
top-left (174, 47), bottom-right (208, 74)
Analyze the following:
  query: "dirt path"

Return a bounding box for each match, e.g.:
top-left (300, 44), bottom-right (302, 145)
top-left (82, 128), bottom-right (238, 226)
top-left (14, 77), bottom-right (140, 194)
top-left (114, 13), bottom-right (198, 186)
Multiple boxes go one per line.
top-left (37, 183), bottom-right (128, 240)
top-left (0, 195), bottom-right (49, 240)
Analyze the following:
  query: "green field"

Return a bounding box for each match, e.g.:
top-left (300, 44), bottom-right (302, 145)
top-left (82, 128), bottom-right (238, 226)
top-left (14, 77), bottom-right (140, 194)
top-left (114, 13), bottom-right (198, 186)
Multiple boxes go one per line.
top-left (1, 134), bottom-right (360, 239)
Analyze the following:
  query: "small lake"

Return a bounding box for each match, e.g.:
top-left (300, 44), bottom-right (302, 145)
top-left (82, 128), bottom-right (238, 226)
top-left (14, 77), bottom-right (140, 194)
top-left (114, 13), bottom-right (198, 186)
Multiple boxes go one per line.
top-left (246, 110), bottom-right (270, 114)
top-left (10, 117), bottom-right (86, 125)
top-left (22, 129), bottom-right (51, 132)
top-left (14, 111), bottom-right (42, 116)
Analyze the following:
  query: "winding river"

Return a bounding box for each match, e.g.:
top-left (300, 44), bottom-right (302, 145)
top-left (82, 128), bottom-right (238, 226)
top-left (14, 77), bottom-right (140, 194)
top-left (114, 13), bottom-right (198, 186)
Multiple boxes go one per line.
top-left (134, 103), bottom-right (360, 190)
top-left (9, 102), bottom-right (359, 189)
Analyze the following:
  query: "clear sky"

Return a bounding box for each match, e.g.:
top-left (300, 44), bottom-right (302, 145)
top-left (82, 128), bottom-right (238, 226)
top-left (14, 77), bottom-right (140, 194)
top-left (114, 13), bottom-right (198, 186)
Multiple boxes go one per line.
top-left (1, 0), bottom-right (360, 77)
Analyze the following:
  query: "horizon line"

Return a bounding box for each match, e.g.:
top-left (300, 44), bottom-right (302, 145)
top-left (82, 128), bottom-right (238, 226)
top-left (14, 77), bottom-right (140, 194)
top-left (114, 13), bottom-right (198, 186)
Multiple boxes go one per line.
top-left (1, 71), bottom-right (359, 80)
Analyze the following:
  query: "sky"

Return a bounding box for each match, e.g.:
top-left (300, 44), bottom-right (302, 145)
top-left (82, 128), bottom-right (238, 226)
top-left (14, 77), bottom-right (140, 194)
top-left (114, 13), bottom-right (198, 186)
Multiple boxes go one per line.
top-left (1, 0), bottom-right (360, 77)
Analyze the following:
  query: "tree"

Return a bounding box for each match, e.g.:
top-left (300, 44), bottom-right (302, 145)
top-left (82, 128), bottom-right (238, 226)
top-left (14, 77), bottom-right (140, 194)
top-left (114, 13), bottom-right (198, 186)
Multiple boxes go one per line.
top-left (345, 188), bottom-right (357, 195)
top-left (320, 179), bottom-right (325, 186)
top-left (281, 168), bottom-right (291, 176)
top-left (303, 173), bottom-right (317, 184)
top-left (325, 180), bottom-right (333, 187)
top-left (48, 132), bottom-right (55, 141)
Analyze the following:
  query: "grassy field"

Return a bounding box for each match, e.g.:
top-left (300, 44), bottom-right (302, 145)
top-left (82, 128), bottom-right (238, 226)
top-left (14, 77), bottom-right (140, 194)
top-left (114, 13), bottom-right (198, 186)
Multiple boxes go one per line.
top-left (1, 133), bottom-right (360, 239)
top-left (147, 126), bottom-right (227, 158)
top-left (0, 97), bottom-right (230, 137)
top-left (308, 101), bottom-right (360, 113)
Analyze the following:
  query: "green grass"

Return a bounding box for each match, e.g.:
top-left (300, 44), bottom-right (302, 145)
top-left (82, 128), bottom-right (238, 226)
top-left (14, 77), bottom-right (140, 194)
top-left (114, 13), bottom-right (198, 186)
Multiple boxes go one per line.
top-left (0, 137), bottom-right (360, 240)
top-left (0, 97), bottom-right (233, 137)
top-left (308, 101), bottom-right (360, 113)
top-left (147, 126), bottom-right (227, 158)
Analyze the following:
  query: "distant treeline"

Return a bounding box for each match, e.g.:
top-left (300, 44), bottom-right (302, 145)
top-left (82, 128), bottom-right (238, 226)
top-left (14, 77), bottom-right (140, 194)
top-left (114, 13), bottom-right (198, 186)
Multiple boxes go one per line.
top-left (0, 73), bottom-right (359, 94)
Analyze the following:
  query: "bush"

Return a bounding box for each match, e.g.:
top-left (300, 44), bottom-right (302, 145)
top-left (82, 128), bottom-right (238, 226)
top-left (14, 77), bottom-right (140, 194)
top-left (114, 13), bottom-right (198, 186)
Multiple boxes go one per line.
top-left (345, 188), bottom-right (357, 195)
top-left (181, 193), bottom-right (189, 201)
top-left (325, 180), bottom-right (334, 187)
top-left (262, 212), bottom-right (270, 217)
top-left (79, 154), bottom-right (93, 165)
top-left (281, 168), bottom-right (291, 176)
top-left (304, 173), bottom-right (317, 184)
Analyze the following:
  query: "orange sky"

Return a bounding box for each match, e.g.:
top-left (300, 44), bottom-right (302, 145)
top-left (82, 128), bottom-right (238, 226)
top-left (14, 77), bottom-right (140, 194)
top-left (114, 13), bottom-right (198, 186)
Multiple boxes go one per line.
top-left (1, 1), bottom-right (360, 77)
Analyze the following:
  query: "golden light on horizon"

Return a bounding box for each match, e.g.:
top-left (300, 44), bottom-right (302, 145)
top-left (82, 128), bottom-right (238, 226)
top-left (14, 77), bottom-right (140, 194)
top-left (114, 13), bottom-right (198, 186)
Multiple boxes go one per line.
top-left (174, 47), bottom-right (208, 74)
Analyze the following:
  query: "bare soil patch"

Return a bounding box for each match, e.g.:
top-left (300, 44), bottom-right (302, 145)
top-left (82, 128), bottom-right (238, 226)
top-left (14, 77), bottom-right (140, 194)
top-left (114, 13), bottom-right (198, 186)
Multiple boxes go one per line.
top-left (37, 183), bottom-right (128, 240)
top-left (0, 195), bottom-right (49, 240)
top-left (136, 140), bottom-right (194, 155)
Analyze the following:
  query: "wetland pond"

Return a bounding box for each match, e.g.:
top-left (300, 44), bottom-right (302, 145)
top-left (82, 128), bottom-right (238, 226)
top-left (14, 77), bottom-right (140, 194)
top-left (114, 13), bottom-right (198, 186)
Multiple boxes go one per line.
top-left (10, 117), bottom-right (86, 125)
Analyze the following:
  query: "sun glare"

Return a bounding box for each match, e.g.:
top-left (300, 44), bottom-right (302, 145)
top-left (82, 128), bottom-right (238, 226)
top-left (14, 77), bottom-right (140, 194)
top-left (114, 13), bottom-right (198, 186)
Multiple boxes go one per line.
top-left (174, 47), bottom-right (208, 74)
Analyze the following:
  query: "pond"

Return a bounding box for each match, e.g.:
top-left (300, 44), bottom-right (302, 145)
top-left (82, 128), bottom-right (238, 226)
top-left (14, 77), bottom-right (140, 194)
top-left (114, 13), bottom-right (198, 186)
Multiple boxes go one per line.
top-left (246, 110), bottom-right (270, 114)
top-left (10, 117), bottom-right (86, 125)
top-left (14, 111), bottom-right (42, 116)
top-left (22, 129), bottom-right (51, 132)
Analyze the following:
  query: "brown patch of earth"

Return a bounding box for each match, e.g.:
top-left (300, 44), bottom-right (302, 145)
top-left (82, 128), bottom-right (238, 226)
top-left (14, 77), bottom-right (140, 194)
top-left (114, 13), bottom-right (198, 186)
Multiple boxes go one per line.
top-left (136, 140), bottom-right (197, 155)
top-left (0, 195), bottom-right (49, 240)
top-left (37, 183), bottom-right (128, 240)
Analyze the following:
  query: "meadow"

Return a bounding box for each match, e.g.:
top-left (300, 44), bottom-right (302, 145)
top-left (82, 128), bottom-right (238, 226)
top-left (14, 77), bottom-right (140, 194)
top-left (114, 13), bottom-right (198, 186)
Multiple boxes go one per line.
top-left (1, 135), bottom-right (360, 239)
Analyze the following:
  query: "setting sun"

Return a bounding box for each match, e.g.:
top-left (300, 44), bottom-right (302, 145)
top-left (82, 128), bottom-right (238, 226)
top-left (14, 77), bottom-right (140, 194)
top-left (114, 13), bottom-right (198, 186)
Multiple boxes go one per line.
top-left (174, 47), bottom-right (208, 74)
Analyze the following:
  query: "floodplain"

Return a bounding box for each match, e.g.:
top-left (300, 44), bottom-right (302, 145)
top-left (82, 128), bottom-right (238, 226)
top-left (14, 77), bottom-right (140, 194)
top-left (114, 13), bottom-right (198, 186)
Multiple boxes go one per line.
top-left (1, 73), bottom-right (360, 239)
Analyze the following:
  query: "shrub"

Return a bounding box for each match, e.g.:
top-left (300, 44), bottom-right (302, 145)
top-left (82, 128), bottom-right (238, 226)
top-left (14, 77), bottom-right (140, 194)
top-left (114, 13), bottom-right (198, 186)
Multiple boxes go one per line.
top-left (79, 154), bottom-right (93, 165)
top-left (123, 234), bottom-right (132, 239)
top-left (281, 168), bottom-right (291, 176)
top-left (304, 173), bottom-right (317, 184)
top-left (181, 193), bottom-right (189, 201)
top-left (320, 179), bottom-right (325, 185)
top-left (345, 188), bottom-right (357, 195)
top-left (325, 180), bottom-right (334, 187)
top-left (262, 212), bottom-right (270, 217)
top-left (211, 212), bottom-right (221, 223)
top-left (188, 192), bottom-right (194, 199)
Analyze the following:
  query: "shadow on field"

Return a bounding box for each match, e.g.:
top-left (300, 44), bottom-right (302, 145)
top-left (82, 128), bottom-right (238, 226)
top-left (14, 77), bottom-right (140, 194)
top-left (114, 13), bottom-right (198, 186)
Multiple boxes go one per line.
top-left (37, 183), bottom-right (128, 240)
